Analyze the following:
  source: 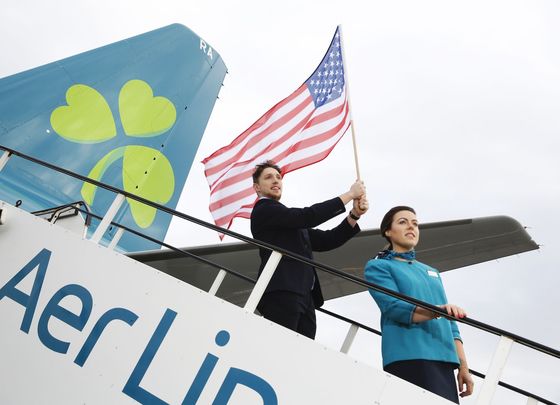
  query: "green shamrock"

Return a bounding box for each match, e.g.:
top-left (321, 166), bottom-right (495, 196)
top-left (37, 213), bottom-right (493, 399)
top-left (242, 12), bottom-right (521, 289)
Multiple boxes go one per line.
top-left (50, 84), bottom-right (117, 143)
top-left (50, 79), bottom-right (177, 228)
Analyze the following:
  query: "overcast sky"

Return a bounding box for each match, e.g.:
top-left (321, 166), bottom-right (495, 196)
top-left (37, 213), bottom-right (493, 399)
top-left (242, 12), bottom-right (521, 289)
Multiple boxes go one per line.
top-left (2, 0), bottom-right (559, 403)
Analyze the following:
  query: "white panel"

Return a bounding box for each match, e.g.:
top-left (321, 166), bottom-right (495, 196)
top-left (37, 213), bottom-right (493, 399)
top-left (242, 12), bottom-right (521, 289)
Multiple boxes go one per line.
top-left (0, 202), bottom-right (454, 404)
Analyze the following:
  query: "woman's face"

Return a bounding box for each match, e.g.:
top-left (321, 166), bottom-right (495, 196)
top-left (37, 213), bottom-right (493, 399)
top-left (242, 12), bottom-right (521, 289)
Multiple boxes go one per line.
top-left (385, 210), bottom-right (419, 252)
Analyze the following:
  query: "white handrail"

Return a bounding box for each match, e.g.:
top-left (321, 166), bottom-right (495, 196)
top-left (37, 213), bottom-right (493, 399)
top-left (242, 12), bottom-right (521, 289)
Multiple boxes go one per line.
top-left (476, 336), bottom-right (514, 405)
top-left (244, 251), bottom-right (282, 312)
top-left (208, 269), bottom-right (227, 296)
top-left (340, 323), bottom-right (359, 354)
top-left (108, 227), bottom-right (125, 250)
top-left (90, 193), bottom-right (125, 244)
top-left (0, 150), bottom-right (10, 172)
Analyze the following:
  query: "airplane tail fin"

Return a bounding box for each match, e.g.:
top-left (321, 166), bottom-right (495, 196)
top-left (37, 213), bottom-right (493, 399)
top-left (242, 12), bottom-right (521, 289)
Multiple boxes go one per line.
top-left (0, 24), bottom-right (227, 251)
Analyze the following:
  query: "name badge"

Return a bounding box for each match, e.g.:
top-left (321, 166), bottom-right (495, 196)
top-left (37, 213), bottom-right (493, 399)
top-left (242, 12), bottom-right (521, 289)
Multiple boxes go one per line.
top-left (427, 270), bottom-right (439, 278)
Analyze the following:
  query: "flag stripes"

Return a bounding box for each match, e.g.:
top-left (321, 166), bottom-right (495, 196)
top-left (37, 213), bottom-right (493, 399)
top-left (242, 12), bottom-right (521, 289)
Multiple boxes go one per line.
top-left (203, 27), bottom-right (350, 231)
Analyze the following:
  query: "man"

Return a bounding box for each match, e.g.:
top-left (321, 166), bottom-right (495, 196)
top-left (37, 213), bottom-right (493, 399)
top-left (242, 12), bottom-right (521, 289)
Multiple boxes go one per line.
top-left (250, 160), bottom-right (368, 339)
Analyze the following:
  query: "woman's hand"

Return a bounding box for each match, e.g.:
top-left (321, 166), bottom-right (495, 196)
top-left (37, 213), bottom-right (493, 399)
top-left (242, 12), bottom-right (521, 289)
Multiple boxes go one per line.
top-left (439, 304), bottom-right (467, 319)
top-left (457, 366), bottom-right (474, 397)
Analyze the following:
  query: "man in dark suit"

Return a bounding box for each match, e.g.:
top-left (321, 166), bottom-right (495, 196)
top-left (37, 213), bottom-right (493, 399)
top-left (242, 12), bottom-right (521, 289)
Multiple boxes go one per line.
top-left (250, 161), bottom-right (368, 339)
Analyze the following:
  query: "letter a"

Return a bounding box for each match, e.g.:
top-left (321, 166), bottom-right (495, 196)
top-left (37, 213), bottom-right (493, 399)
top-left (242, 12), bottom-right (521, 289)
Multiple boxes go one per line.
top-left (0, 248), bottom-right (51, 333)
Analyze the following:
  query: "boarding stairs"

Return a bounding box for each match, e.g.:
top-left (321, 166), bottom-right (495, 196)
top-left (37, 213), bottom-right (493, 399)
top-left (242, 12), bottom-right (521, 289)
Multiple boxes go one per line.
top-left (1, 146), bottom-right (559, 405)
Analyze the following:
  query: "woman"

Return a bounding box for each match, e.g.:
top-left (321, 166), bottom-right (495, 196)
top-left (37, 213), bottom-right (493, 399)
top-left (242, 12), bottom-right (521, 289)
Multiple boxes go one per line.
top-left (364, 206), bottom-right (474, 403)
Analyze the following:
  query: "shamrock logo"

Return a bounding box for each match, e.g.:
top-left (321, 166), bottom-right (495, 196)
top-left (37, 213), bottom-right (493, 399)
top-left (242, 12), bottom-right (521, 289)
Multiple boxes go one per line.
top-left (50, 79), bottom-right (177, 228)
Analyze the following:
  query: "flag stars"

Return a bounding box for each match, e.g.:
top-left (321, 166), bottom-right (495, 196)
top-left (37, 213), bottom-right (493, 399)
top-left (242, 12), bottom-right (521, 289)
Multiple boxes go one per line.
top-left (305, 29), bottom-right (345, 107)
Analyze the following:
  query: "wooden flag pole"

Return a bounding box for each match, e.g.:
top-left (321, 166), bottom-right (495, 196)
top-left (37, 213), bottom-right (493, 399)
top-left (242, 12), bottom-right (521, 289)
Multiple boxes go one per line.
top-left (349, 119), bottom-right (361, 181)
top-left (338, 24), bottom-right (361, 181)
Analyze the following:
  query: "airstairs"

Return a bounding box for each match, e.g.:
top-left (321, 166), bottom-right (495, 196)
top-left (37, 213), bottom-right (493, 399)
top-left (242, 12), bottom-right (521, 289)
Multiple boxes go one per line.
top-left (1, 146), bottom-right (559, 405)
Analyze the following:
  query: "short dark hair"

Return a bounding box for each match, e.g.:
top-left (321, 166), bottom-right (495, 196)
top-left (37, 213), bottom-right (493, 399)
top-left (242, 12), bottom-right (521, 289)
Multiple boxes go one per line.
top-left (252, 160), bottom-right (281, 183)
top-left (380, 206), bottom-right (416, 248)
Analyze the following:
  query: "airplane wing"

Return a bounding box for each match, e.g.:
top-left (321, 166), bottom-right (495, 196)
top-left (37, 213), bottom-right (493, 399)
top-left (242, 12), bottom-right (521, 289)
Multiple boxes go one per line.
top-left (0, 24), bottom-right (226, 252)
top-left (129, 215), bottom-right (539, 305)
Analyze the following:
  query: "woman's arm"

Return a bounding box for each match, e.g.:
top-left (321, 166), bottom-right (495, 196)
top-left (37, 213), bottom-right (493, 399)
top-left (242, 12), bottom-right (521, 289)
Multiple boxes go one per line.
top-left (365, 261), bottom-right (416, 325)
top-left (412, 304), bottom-right (474, 396)
top-left (411, 303), bottom-right (466, 323)
top-left (455, 339), bottom-right (474, 397)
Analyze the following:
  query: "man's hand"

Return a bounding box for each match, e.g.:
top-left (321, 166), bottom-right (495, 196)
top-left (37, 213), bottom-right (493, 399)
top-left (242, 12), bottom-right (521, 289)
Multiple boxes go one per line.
top-left (353, 195), bottom-right (369, 216)
top-left (349, 180), bottom-right (365, 199)
top-left (339, 180), bottom-right (366, 205)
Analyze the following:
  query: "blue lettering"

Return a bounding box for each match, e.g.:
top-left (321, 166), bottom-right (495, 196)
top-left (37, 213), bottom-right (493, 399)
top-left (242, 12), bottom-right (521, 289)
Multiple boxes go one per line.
top-left (214, 368), bottom-right (278, 405)
top-left (37, 284), bottom-right (93, 353)
top-left (3, 249), bottom-right (279, 404)
top-left (122, 308), bottom-right (177, 405)
top-left (75, 307), bottom-right (139, 367)
top-left (182, 330), bottom-right (230, 405)
top-left (0, 248), bottom-right (51, 333)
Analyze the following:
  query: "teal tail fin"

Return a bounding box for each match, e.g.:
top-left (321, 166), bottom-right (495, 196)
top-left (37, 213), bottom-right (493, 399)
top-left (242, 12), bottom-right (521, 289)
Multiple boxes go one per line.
top-left (0, 24), bottom-right (227, 251)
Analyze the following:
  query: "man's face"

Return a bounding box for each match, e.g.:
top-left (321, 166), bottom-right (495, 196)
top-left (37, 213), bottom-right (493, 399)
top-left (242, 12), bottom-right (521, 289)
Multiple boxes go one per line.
top-left (253, 167), bottom-right (283, 200)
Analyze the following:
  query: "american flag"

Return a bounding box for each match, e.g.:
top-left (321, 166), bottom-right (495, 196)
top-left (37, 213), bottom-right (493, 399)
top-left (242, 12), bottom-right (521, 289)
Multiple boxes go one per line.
top-left (202, 27), bottom-right (351, 231)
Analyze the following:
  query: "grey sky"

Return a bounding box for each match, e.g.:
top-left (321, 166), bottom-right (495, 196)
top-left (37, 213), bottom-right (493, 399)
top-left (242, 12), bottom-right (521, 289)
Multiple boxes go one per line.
top-left (2, 0), bottom-right (559, 403)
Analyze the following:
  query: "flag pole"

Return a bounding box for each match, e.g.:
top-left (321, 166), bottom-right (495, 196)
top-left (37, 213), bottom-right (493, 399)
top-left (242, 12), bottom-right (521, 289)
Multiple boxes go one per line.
top-left (337, 25), bottom-right (361, 181)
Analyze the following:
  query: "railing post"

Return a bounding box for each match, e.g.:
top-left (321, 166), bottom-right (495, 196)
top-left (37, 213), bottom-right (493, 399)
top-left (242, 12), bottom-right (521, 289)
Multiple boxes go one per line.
top-left (340, 323), bottom-right (360, 354)
top-left (208, 269), bottom-right (227, 296)
top-left (90, 193), bottom-right (126, 244)
top-left (244, 251), bottom-right (282, 312)
top-left (107, 227), bottom-right (125, 250)
top-left (476, 335), bottom-right (514, 405)
top-left (0, 150), bottom-right (11, 172)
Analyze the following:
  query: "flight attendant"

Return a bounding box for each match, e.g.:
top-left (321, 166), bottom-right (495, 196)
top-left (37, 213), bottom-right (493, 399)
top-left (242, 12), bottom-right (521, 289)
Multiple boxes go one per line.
top-left (365, 206), bottom-right (474, 403)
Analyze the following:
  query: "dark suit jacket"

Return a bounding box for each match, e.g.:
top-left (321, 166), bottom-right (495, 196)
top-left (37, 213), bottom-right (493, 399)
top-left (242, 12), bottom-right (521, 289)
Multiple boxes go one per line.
top-left (250, 197), bottom-right (360, 308)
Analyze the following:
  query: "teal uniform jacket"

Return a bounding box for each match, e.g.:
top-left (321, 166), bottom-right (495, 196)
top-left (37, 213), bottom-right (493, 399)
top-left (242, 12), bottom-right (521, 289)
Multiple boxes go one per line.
top-left (364, 257), bottom-right (461, 367)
